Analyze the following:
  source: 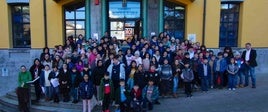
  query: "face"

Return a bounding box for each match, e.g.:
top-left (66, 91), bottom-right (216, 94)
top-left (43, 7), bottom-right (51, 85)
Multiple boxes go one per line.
top-left (184, 64), bottom-right (190, 68)
top-left (230, 58), bottom-right (235, 63)
top-left (98, 61), bottom-right (102, 66)
top-left (113, 59), bottom-right (118, 64)
top-left (164, 60), bottom-right (168, 64)
top-left (21, 66), bottom-right (26, 72)
top-left (138, 65), bottom-right (142, 71)
top-left (245, 44), bottom-right (251, 50)
top-left (84, 75), bottom-right (89, 81)
top-left (203, 59), bottom-right (208, 64)
top-left (45, 66), bottom-right (50, 70)
top-left (63, 64), bottom-right (67, 69)
top-left (72, 69), bottom-right (77, 72)
top-left (35, 60), bottom-right (40, 65)
top-left (134, 85), bottom-right (139, 90)
top-left (131, 62), bottom-right (137, 67)
top-left (148, 81), bottom-right (154, 86)
top-left (120, 81), bottom-right (125, 86)
top-left (104, 75), bottom-right (109, 79)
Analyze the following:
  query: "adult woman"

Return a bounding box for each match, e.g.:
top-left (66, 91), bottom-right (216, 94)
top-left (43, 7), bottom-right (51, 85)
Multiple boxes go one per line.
top-left (29, 58), bottom-right (44, 101)
top-left (17, 65), bottom-right (32, 112)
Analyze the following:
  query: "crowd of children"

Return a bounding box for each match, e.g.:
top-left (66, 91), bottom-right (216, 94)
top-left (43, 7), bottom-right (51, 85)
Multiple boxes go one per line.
top-left (23, 32), bottom-right (256, 112)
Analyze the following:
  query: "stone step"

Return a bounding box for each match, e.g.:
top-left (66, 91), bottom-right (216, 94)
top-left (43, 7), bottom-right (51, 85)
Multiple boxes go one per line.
top-left (5, 92), bottom-right (92, 110)
top-left (0, 96), bottom-right (82, 112)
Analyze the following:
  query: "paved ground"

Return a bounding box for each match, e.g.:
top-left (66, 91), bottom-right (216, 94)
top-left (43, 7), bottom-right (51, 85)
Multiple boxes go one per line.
top-left (153, 73), bottom-right (268, 112)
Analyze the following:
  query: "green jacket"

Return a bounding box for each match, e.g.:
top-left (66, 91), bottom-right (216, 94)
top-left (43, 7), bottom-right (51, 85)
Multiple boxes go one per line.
top-left (99, 78), bottom-right (114, 100)
top-left (18, 71), bottom-right (32, 88)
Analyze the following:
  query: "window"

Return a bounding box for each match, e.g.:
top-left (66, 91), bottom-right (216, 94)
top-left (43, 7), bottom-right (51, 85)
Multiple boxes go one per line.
top-left (220, 3), bottom-right (240, 47)
top-left (164, 1), bottom-right (185, 40)
top-left (64, 5), bottom-right (85, 40)
top-left (11, 4), bottom-right (31, 48)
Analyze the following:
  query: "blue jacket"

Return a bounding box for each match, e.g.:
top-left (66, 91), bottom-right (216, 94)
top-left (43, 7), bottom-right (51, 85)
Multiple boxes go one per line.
top-left (198, 63), bottom-right (211, 78)
top-left (79, 80), bottom-right (94, 99)
top-left (40, 70), bottom-right (51, 87)
top-left (142, 85), bottom-right (159, 101)
top-left (213, 58), bottom-right (227, 72)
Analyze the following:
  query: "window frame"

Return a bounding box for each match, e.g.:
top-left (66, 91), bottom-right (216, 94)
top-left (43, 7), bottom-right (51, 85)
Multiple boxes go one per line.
top-left (163, 1), bottom-right (186, 40)
top-left (10, 4), bottom-right (31, 48)
top-left (64, 5), bottom-right (86, 41)
top-left (219, 3), bottom-right (240, 47)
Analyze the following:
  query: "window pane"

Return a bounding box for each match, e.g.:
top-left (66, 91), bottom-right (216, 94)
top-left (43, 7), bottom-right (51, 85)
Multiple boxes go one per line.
top-left (66, 30), bottom-right (75, 37)
top-left (76, 11), bottom-right (85, 19)
top-left (76, 30), bottom-right (85, 37)
top-left (23, 14), bottom-right (30, 23)
top-left (66, 21), bottom-right (75, 29)
top-left (65, 11), bottom-right (74, 19)
top-left (12, 5), bottom-right (31, 48)
top-left (22, 6), bottom-right (29, 13)
top-left (76, 21), bottom-right (85, 29)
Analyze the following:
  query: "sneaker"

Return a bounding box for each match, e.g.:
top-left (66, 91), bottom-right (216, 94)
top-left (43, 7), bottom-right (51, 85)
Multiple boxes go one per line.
top-left (232, 88), bottom-right (236, 90)
top-left (228, 88), bottom-right (232, 90)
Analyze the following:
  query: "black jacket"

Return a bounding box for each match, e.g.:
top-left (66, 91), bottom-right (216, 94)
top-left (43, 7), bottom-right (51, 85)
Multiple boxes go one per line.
top-left (70, 71), bottom-right (83, 88)
top-left (242, 49), bottom-right (258, 67)
top-left (134, 70), bottom-right (146, 89)
top-left (92, 66), bottom-right (106, 86)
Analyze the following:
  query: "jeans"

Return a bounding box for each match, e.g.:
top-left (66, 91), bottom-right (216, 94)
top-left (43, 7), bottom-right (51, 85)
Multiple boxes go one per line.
top-left (244, 66), bottom-right (256, 87)
top-left (45, 86), bottom-right (53, 99)
top-left (228, 74), bottom-right (237, 89)
top-left (237, 69), bottom-right (245, 85)
top-left (71, 87), bottom-right (78, 101)
top-left (52, 86), bottom-right (59, 101)
top-left (173, 76), bottom-right (179, 94)
top-left (127, 78), bottom-right (134, 90)
top-left (201, 77), bottom-right (209, 91)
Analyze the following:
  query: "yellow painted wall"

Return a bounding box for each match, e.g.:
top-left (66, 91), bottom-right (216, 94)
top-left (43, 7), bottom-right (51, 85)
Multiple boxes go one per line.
top-left (30, 0), bottom-right (45, 48)
top-left (239, 0), bottom-right (268, 47)
top-left (185, 0), bottom-right (204, 44)
top-left (46, 0), bottom-right (64, 48)
top-left (205, 0), bottom-right (220, 48)
top-left (0, 0), bottom-right (11, 48)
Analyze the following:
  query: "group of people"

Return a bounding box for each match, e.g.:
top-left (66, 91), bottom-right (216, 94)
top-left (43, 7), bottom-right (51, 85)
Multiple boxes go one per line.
top-left (17, 32), bottom-right (258, 112)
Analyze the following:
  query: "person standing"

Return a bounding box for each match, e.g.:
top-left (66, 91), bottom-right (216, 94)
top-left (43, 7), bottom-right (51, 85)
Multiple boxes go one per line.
top-left (181, 62), bottom-right (194, 97)
top-left (29, 58), bottom-right (44, 102)
top-left (241, 43), bottom-right (258, 88)
top-left (17, 65), bottom-right (32, 112)
top-left (79, 74), bottom-right (95, 112)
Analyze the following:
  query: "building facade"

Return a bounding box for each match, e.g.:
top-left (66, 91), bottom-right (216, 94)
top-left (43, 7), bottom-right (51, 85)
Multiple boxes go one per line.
top-left (0, 0), bottom-right (268, 95)
top-left (1, 0), bottom-right (268, 49)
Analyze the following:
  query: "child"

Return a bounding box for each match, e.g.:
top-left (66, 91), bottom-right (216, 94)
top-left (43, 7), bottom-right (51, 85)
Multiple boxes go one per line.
top-left (234, 52), bottom-right (245, 88)
top-left (40, 64), bottom-right (52, 101)
top-left (48, 66), bottom-right (60, 103)
top-left (70, 67), bottom-right (83, 103)
top-left (159, 59), bottom-right (173, 97)
top-left (99, 73), bottom-right (114, 112)
top-left (115, 79), bottom-right (130, 112)
top-left (181, 62), bottom-right (194, 97)
top-left (142, 80), bottom-right (159, 111)
top-left (213, 52), bottom-right (227, 89)
top-left (227, 58), bottom-right (239, 90)
top-left (130, 84), bottom-right (143, 112)
top-left (198, 58), bottom-right (211, 92)
top-left (79, 74), bottom-right (94, 112)
top-left (208, 55), bottom-right (217, 88)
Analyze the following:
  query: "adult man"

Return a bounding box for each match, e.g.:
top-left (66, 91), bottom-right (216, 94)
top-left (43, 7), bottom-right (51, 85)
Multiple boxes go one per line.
top-left (241, 43), bottom-right (258, 88)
